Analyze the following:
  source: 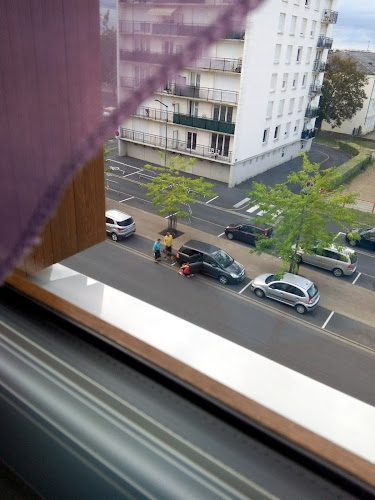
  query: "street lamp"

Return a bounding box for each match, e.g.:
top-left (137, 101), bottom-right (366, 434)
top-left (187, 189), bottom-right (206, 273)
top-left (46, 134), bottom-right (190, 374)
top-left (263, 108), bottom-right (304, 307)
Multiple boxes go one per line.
top-left (155, 99), bottom-right (168, 166)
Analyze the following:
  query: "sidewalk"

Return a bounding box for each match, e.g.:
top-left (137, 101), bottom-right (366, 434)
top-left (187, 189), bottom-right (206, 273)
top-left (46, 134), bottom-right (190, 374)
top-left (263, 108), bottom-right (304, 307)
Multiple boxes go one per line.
top-left (106, 198), bottom-right (375, 329)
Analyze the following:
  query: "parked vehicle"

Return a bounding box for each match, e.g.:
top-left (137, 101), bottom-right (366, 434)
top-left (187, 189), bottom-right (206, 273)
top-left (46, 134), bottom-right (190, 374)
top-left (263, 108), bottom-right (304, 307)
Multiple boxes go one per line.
top-left (225, 221), bottom-right (273, 245)
top-left (345, 227), bottom-right (375, 252)
top-left (105, 209), bottom-right (136, 241)
top-left (176, 240), bottom-right (245, 285)
top-left (250, 272), bottom-right (320, 314)
top-left (295, 245), bottom-right (357, 277)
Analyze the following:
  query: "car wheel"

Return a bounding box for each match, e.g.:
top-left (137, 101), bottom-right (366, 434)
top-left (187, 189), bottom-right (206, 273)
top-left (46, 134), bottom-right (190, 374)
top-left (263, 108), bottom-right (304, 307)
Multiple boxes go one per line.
top-left (254, 288), bottom-right (265, 298)
top-left (295, 304), bottom-right (306, 314)
top-left (226, 232), bottom-right (234, 240)
top-left (219, 275), bottom-right (229, 285)
top-left (333, 267), bottom-right (343, 277)
top-left (111, 232), bottom-right (118, 242)
top-left (348, 239), bottom-right (357, 247)
top-left (296, 254), bottom-right (302, 264)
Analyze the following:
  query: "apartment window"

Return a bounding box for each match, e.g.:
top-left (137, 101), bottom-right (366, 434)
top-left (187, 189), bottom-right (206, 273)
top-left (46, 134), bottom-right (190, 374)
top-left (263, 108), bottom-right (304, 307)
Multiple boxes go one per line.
top-left (134, 38), bottom-right (150, 52)
top-left (306, 47), bottom-right (312, 64)
top-left (278, 13), bottom-right (286, 33)
top-left (298, 96), bottom-right (304, 111)
top-left (213, 105), bottom-right (233, 122)
top-left (294, 119), bottom-right (300, 135)
top-left (187, 131), bottom-right (197, 150)
top-left (266, 101), bottom-right (274, 119)
top-left (162, 40), bottom-right (173, 54)
top-left (282, 73), bottom-right (288, 90)
top-left (274, 125), bottom-right (280, 140)
top-left (296, 47), bottom-right (303, 63)
top-left (270, 73), bottom-right (278, 91)
top-left (172, 130), bottom-right (178, 148)
top-left (278, 99), bottom-right (285, 116)
top-left (300, 18), bottom-right (307, 37)
top-left (190, 72), bottom-right (201, 87)
top-left (290, 16), bottom-right (297, 35)
top-left (292, 73), bottom-right (299, 88)
top-left (286, 45), bottom-right (293, 64)
top-left (262, 128), bottom-right (269, 144)
top-left (211, 134), bottom-right (230, 157)
top-left (302, 72), bottom-right (308, 87)
top-left (310, 20), bottom-right (317, 37)
top-left (285, 122), bottom-right (291, 137)
top-left (289, 97), bottom-right (295, 114)
top-left (274, 44), bottom-right (281, 63)
top-left (188, 101), bottom-right (199, 117)
top-left (305, 0), bottom-right (311, 7)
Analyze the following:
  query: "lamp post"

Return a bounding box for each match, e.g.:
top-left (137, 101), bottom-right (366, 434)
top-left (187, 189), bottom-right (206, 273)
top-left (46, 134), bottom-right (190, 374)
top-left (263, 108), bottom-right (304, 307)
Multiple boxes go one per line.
top-left (155, 99), bottom-right (168, 166)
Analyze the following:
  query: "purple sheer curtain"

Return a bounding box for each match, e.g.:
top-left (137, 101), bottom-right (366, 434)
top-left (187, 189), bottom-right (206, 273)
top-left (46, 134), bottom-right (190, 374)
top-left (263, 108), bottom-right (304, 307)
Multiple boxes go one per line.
top-left (0, 0), bottom-right (264, 283)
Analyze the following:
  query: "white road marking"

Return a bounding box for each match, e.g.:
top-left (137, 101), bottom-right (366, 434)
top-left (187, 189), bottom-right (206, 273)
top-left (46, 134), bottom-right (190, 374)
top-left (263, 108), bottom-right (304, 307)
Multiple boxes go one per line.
top-left (171, 262), bottom-right (177, 266)
top-left (233, 197), bottom-right (250, 208)
top-left (257, 210), bottom-right (265, 216)
top-left (239, 281), bottom-right (252, 294)
top-left (122, 171), bottom-right (139, 178)
top-left (206, 196), bottom-right (218, 204)
top-left (352, 272), bottom-right (361, 285)
top-left (217, 232), bottom-right (225, 237)
top-left (107, 159), bottom-right (142, 170)
top-left (165, 212), bottom-right (177, 219)
top-left (247, 205), bottom-right (259, 213)
top-left (119, 196), bottom-right (134, 202)
top-left (322, 311), bottom-right (334, 329)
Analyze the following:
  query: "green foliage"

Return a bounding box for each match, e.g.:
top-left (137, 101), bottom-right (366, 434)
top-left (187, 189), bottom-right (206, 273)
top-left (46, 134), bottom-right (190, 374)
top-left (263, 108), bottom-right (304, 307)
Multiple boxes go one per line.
top-left (100, 10), bottom-right (117, 94)
top-left (141, 154), bottom-right (216, 220)
top-left (319, 53), bottom-right (368, 129)
top-left (248, 153), bottom-right (358, 274)
top-left (327, 149), bottom-right (372, 190)
top-left (338, 141), bottom-right (360, 157)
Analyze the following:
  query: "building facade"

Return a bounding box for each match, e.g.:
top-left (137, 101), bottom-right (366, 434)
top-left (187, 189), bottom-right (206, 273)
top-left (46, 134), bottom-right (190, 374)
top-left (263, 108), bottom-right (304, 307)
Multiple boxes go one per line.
top-left (117, 0), bottom-right (338, 186)
top-left (321, 50), bottom-right (375, 137)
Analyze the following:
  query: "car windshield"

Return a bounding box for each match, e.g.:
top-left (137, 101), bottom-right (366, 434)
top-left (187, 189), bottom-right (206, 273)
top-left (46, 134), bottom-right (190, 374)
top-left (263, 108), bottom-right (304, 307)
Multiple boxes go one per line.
top-left (117, 217), bottom-right (134, 226)
top-left (213, 250), bottom-right (233, 268)
top-left (265, 275), bottom-right (275, 284)
top-left (307, 284), bottom-right (319, 299)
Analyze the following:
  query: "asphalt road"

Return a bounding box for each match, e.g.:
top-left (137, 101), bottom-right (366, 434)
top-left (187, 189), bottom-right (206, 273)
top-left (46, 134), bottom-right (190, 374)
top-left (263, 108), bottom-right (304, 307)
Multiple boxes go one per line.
top-left (62, 237), bottom-right (375, 407)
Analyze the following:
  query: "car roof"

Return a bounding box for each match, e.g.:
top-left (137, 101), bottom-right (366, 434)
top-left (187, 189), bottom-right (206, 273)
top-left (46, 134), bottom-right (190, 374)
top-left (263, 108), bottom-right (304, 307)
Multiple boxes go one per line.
top-left (276, 272), bottom-right (314, 290)
top-left (105, 209), bottom-right (132, 221)
top-left (327, 244), bottom-right (355, 255)
top-left (231, 220), bottom-right (271, 230)
top-left (181, 240), bottom-right (222, 254)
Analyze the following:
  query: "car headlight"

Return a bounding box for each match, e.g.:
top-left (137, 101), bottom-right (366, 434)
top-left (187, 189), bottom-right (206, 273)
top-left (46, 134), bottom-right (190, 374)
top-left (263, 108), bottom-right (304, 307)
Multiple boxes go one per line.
top-left (230, 273), bottom-right (238, 278)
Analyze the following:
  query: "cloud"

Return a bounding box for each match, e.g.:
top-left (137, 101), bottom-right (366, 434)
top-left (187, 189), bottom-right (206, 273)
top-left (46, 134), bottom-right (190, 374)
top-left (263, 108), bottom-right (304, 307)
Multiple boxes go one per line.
top-left (332, 0), bottom-right (375, 50)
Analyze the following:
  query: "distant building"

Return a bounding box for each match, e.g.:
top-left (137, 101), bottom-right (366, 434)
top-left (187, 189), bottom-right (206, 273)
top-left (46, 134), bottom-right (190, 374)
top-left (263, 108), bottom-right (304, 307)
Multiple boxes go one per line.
top-left (321, 50), bottom-right (375, 137)
top-left (117, 0), bottom-right (338, 187)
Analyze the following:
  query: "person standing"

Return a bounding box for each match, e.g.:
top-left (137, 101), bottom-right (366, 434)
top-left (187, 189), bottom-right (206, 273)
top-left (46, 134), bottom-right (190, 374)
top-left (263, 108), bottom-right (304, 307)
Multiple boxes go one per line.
top-left (153, 238), bottom-right (161, 262)
top-left (163, 231), bottom-right (173, 259)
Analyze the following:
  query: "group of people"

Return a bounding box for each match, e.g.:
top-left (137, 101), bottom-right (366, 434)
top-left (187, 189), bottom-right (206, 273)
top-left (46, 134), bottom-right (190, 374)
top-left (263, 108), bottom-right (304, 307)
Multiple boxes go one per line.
top-left (153, 232), bottom-right (173, 262)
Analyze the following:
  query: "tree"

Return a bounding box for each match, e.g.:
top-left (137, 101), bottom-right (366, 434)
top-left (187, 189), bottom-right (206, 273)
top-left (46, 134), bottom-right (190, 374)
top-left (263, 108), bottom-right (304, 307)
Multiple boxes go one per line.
top-left (248, 153), bottom-right (358, 274)
top-left (318, 53), bottom-right (368, 129)
top-left (100, 10), bottom-right (117, 96)
top-left (141, 155), bottom-right (216, 233)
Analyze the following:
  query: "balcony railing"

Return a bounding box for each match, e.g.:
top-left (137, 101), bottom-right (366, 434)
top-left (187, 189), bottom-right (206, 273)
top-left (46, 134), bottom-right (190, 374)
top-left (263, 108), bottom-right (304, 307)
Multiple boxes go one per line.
top-left (309, 84), bottom-right (322, 95)
top-left (305, 107), bottom-right (319, 119)
top-left (120, 128), bottom-right (232, 163)
top-left (158, 83), bottom-right (239, 104)
top-left (317, 36), bottom-right (333, 49)
top-left (321, 10), bottom-right (338, 24)
top-left (312, 60), bottom-right (326, 72)
top-left (301, 129), bottom-right (316, 141)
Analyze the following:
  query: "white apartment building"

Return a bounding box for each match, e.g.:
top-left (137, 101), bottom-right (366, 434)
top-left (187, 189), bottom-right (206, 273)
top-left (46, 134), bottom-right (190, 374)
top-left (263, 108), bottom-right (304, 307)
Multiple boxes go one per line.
top-left (117, 0), bottom-right (338, 186)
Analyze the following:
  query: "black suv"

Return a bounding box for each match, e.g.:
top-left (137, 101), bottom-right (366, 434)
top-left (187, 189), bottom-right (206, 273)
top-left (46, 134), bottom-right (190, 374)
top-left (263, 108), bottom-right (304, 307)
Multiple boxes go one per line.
top-left (176, 240), bottom-right (245, 285)
top-left (346, 227), bottom-right (375, 251)
top-left (225, 221), bottom-right (273, 245)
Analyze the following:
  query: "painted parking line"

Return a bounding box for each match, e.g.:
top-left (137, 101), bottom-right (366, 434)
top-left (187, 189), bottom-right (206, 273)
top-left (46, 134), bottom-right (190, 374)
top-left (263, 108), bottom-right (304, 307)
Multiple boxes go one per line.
top-left (239, 281), bottom-right (252, 295)
top-left (352, 272), bottom-right (361, 285)
top-left (122, 171), bottom-right (140, 178)
top-left (322, 311), bottom-right (334, 329)
top-left (217, 232), bottom-right (225, 237)
top-left (119, 196), bottom-right (134, 202)
top-left (106, 159), bottom-right (141, 170)
top-left (206, 196), bottom-right (219, 204)
top-left (165, 213), bottom-right (177, 219)
top-left (233, 197), bottom-right (250, 208)
top-left (246, 205), bottom-right (259, 213)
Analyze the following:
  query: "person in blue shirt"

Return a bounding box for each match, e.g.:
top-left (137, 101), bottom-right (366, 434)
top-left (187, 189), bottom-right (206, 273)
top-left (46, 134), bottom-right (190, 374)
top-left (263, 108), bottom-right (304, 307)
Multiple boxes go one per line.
top-left (153, 238), bottom-right (161, 262)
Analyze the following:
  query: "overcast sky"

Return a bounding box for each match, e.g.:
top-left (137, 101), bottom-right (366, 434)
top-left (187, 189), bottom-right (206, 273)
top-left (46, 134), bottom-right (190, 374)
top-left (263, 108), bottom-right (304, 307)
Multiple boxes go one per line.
top-left (332, 0), bottom-right (375, 51)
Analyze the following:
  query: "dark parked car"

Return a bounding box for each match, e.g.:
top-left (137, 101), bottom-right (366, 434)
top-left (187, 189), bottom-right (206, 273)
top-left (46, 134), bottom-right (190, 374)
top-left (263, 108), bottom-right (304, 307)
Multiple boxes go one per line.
top-left (225, 221), bottom-right (273, 245)
top-left (176, 240), bottom-right (245, 285)
top-left (345, 227), bottom-right (375, 252)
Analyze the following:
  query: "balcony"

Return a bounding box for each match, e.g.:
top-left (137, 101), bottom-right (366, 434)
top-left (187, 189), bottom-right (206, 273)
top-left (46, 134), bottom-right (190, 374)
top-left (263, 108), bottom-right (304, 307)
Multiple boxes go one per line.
top-left (309, 84), bottom-right (322, 96)
top-left (312, 60), bottom-right (326, 72)
top-left (157, 83), bottom-right (239, 104)
top-left (120, 50), bottom-right (166, 64)
top-left (301, 129), bottom-right (315, 141)
top-left (317, 36), bottom-right (333, 49)
top-left (321, 10), bottom-right (338, 24)
top-left (120, 128), bottom-right (232, 163)
top-left (304, 106), bottom-right (319, 119)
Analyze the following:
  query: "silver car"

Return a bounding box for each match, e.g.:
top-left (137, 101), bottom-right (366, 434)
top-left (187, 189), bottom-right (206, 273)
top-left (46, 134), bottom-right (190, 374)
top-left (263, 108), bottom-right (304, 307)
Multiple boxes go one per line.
top-left (105, 209), bottom-right (136, 241)
top-left (295, 245), bottom-right (357, 277)
top-left (250, 272), bottom-right (320, 314)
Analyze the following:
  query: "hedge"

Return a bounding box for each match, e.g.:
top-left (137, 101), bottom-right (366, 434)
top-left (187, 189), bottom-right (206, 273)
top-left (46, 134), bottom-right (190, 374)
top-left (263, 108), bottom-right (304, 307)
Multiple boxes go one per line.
top-left (327, 145), bottom-right (373, 190)
top-left (338, 141), bottom-right (360, 157)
